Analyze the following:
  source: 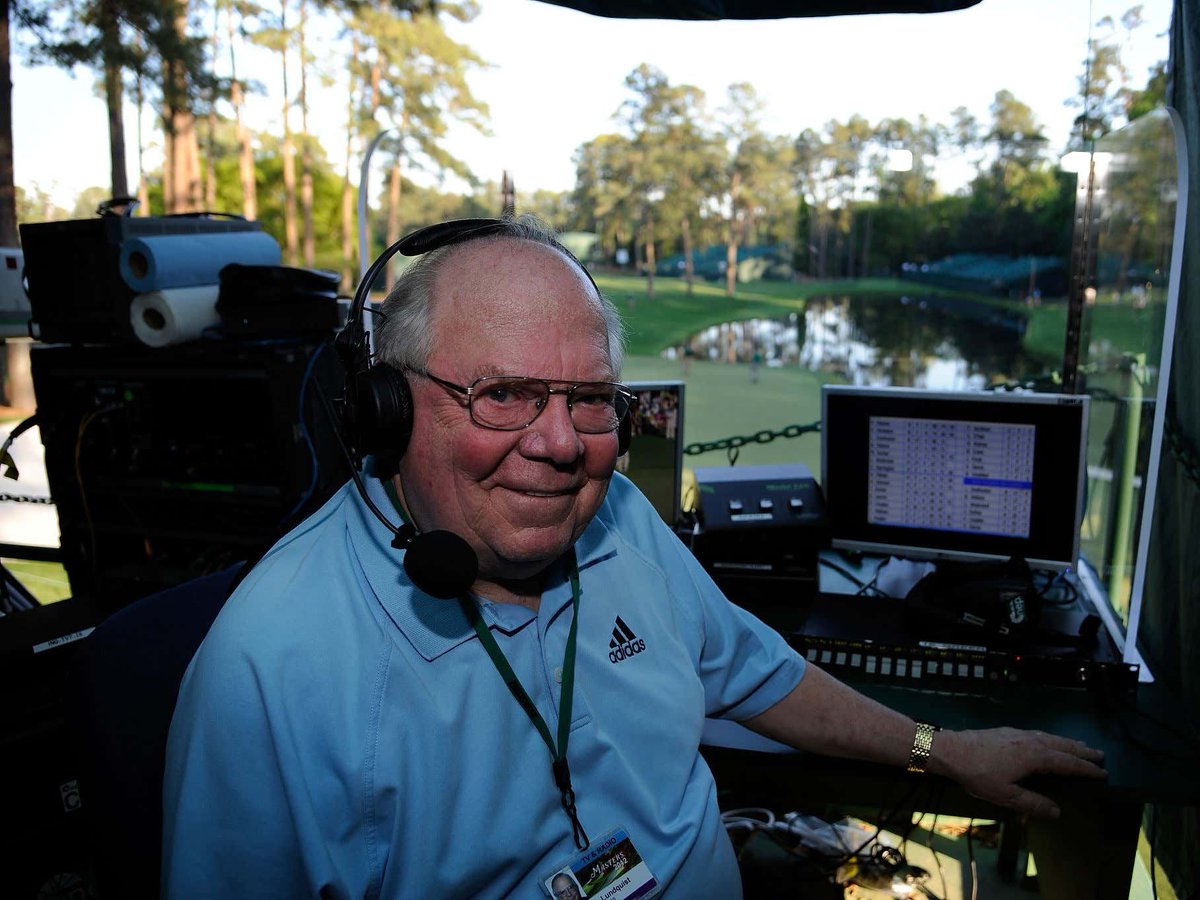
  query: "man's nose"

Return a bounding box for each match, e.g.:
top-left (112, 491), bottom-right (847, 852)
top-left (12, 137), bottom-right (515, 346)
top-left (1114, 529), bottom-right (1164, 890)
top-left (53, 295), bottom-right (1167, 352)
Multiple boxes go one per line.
top-left (524, 394), bottom-right (583, 461)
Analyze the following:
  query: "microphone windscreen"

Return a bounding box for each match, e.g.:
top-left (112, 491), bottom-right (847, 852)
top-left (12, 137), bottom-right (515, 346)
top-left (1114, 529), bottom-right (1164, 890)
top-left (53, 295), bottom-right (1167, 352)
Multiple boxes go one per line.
top-left (403, 530), bottom-right (479, 599)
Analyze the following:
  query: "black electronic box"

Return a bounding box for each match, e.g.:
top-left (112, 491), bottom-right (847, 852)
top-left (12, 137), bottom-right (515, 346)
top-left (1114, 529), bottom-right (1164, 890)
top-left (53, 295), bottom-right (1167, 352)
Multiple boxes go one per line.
top-left (20, 215), bottom-right (262, 344)
top-left (30, 338), bottom-right (348, 610)
top-left (691, 463), bottom-right (829, 630)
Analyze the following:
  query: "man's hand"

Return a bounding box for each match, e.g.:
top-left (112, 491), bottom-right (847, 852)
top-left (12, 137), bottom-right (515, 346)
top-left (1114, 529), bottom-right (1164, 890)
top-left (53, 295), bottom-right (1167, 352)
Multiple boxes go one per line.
top-left (742, 668), bottom-right (1109, 820)
top-left (929, 727), bottom-right (1107, 819)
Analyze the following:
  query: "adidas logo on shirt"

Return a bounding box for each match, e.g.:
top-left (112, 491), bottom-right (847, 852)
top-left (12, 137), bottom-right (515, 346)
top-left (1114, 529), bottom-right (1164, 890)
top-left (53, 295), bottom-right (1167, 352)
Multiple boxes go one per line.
top-left (608, 616), bottom-right (646, 664)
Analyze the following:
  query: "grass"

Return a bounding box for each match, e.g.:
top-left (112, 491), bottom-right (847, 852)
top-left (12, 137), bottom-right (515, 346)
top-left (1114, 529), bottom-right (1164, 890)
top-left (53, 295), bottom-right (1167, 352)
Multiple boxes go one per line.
top-left (3, 558), bottom-right (72, 604)
top-left (623, 354), bottom-right (832, 478)
top-left (1022, 298), bottom-right (1166, 363)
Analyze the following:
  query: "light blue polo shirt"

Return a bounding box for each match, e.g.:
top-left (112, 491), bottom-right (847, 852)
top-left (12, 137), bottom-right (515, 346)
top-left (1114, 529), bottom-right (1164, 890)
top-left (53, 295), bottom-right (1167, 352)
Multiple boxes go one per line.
top-left (162, 473), bottom-right (806, 899)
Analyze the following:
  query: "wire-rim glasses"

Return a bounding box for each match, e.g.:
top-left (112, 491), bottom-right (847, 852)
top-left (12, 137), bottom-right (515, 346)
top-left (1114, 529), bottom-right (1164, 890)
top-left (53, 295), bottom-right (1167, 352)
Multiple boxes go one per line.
top-left (415, 370), bottom-right (634, 434)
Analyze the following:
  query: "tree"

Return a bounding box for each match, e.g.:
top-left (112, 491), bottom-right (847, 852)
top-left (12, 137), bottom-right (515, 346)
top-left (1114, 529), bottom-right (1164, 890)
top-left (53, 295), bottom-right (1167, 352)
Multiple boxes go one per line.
top-left (952, 92), bottom-right (1070, 260)
top-left (719, 83), bottom-right (790, 294)
top-left (159, 2), bottom-right (206, 212)
top-left (250, 1), bottom-right (298, 262)
top-left (337, 26), bottom-right (361, 290)
top-left (616, 64), bottom-right (718, 297)
top-left (0, 0), bottom-right (18, 247)
top-left (224, 0), bottom-right (260, 220)
top-left (571, 132), bottom-right (638, 261)
top-left (985, 90), bottom-right (1046, 168)
top-left (237, 125), bottom-right (344, 270)
top-left (792, 127), bottom-right (828, 277)
top-left (8, 0), bottom-right (180, 205)
top-left (349, 1), bottom-right (489, 290)
top-left (1068, 5), bottom-right (1145, 147)
top-left (1126, 58), bottom-right (1167, 121)
top-left (816, 114), bottom-right (873, 278)
top-left (299, 0), bottom-right (314, 265)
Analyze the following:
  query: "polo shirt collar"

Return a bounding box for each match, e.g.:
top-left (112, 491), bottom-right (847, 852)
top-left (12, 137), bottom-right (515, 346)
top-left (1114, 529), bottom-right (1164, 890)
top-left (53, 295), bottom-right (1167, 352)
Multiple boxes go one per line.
top-left (349, 476), bottom-right (618, 663)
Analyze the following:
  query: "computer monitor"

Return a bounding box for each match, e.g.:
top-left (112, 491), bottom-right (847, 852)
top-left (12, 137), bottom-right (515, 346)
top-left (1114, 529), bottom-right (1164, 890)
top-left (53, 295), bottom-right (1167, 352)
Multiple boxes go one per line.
top-left (619, 380), bottom-right (685, 526)
top-left (821, 385), bottom-right (1089, 572)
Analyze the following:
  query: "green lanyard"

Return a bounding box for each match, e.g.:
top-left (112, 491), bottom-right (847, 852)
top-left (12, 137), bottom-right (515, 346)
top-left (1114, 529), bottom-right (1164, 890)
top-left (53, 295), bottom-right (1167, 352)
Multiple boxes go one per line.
top-left (459, 552), bottom-right (590, 851)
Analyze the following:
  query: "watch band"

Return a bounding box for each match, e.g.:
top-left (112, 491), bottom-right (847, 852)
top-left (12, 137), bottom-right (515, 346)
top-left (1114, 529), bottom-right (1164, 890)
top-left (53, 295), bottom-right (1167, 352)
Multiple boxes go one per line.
top-left (907, 722), bottom-right (941, 774)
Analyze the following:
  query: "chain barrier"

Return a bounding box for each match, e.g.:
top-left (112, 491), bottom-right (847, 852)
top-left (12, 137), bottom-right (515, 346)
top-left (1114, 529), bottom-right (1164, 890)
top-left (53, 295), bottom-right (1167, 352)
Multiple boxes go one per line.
top-left (683, 421), bottom-right (821, 466)
top-left (0, 492), bottom-right (55, 505)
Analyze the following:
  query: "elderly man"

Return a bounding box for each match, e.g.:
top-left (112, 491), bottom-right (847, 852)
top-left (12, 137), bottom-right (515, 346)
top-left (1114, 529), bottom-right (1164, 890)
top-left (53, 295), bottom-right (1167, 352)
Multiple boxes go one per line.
top-left (162, 216), bottom-right (1105, 899)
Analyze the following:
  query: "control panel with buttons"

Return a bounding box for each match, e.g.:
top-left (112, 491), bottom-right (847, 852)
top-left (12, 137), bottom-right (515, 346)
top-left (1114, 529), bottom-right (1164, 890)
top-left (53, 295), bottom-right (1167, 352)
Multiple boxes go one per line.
top-left (788, 592), bottom-right (1139, 694)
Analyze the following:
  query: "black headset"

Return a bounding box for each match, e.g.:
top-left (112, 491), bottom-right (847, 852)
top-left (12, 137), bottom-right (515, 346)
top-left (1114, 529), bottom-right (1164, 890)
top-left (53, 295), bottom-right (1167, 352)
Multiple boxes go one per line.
top-left (331, 217), bottom-right (632, 598)
top-left (334, 217), bottom-right (631, 468)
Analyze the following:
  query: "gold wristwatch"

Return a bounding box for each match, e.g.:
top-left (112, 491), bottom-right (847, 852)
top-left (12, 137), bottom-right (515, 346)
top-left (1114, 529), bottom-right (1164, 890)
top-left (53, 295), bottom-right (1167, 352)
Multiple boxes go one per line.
top-left (907, 722), bottom-right (941, 774)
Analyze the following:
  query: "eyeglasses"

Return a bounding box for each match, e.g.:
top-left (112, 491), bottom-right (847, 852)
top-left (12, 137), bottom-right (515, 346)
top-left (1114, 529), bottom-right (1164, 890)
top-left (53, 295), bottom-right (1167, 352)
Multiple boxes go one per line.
top-left (416, 370), bottom-right (634, 434)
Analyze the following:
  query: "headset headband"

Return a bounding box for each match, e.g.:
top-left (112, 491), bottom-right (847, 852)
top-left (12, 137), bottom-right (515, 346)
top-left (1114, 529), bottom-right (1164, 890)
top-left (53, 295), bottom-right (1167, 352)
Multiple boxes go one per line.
top-left (336, 217), bottom-right (599, 373)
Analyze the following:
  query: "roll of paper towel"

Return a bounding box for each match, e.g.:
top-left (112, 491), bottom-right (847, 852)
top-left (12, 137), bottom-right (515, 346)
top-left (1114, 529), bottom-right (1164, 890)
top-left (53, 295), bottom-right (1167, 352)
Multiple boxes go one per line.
top-left (119, 231), bottom-right (282, 292)
top-left (130, 286), bottom-right (221, 347)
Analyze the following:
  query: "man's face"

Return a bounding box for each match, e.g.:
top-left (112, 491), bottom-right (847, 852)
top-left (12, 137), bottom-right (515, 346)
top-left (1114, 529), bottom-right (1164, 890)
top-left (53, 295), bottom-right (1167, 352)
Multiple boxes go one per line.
top-left (395, 239), bottom-right (619, 585)
top-left (552, 874), bottom-right (583, 900)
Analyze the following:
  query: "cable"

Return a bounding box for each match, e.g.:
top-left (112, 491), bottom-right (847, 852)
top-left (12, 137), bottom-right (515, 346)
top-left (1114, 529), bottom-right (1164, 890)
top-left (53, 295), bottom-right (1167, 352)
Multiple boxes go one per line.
top-left (1149, 804), bottom-right (1158, 900)
top-left (967, 816), bottom-right (978, 900)
top-left (857, 556), bottom-right (892, 598)
top-left (1033, 570), bottom-right (1080, 608)
top-left (74, 403), bottom-right (124, 576)
top-left (1, 413), bottom-right (39, 479)
top-left (286, 339), bottom-right (329, 522)
top-left (310, 375), bottom-right (401, 542)
top-left (818, 556), bottom-right (869, 590)
top-left (720, 807), bottom-right (777, 832)
top-left (928, 809), bottom-right (948, 900)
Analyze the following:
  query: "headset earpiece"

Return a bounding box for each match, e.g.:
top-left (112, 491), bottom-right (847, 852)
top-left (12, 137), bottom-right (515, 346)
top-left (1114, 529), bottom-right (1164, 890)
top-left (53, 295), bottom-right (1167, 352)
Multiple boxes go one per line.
top-left (617, 410), bottom-right (632, 457)
top-left (353, 363), bottom-right (414, 460)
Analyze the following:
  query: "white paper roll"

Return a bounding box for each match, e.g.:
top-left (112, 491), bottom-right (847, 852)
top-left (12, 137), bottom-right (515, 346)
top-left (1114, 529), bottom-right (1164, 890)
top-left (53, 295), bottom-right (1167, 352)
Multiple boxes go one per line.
top-left (129, 286), bottom-right (221, 347)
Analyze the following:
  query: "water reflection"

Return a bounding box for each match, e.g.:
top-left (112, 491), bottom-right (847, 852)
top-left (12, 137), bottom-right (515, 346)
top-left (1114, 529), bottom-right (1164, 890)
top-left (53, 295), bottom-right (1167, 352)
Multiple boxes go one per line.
top-left (668, 293), bottom-right (1045, 390)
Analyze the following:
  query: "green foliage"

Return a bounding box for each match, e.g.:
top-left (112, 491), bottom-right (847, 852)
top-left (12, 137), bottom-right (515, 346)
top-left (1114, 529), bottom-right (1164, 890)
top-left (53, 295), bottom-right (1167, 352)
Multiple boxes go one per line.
top-left (15, 185), bottom-right (70, 224)
top-left (2, 559), bottom-right (72, 605)
top-left (1127, 59), bottom-right (1168, 121)
top-left (349, 2), bottom-right (490, 186)
top-left (71, 186), bottom-right (112, 219)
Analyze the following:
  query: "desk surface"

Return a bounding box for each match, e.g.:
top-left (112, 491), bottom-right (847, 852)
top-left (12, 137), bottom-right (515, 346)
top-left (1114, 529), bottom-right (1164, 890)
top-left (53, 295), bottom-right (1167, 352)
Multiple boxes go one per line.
top-left (715, 552), bottom-right (1198, 801)
top-left (701, 676), bottom-right (1200, 900)
top-left (704, 677), bottom-right (1200, 804)
top-left (706, 552), bottom-right (1200, 898)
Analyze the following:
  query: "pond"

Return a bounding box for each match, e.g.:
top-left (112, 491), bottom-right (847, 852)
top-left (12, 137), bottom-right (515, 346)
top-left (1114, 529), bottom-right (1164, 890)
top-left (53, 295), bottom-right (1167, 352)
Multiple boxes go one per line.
top-left (666, 293), bottom-right (1048, 391)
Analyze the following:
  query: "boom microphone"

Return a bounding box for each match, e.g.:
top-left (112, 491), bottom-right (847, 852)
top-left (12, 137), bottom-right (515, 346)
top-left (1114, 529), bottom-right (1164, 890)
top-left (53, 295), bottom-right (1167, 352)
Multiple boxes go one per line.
top-left (398, 528), bottom-right (480, 599)
top-left (312, 375), bottom-right (481, 600)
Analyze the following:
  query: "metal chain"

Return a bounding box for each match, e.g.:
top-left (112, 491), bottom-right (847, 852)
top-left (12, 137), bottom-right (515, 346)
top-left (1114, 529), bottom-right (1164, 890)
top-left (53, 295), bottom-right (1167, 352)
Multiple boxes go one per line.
top-left (0, 492), bottom-right (55, 505)
top-left (684, 421), bottom-right (821, 466)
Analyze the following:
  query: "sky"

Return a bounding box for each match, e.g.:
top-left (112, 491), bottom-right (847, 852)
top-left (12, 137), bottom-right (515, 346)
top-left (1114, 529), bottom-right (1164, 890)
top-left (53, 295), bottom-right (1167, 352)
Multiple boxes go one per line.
top-left (9, 0), bottom-right (1174, 212)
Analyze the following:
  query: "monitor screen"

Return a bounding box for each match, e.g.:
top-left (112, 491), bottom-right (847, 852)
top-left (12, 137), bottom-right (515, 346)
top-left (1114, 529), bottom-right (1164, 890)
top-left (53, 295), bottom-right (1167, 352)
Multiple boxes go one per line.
top-left (821, 385), bottom-right (1089, 571)
top-left (619, 380), bottom-right (685, 526)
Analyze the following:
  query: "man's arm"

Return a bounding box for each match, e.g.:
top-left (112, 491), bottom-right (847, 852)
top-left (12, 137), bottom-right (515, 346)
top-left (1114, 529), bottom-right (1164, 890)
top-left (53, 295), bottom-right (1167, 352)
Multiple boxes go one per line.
top-left (740, 663), bottom-right (1107, 819)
